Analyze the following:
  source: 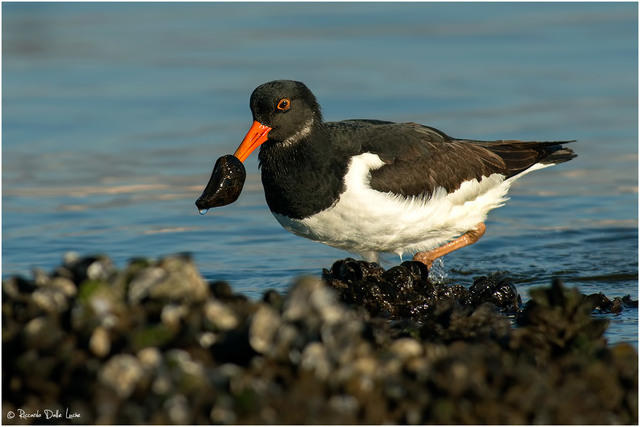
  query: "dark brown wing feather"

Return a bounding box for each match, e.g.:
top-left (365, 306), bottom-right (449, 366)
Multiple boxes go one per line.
top-left (472, 139), bottom-right (577, 175)
top-left (363, 122), bottom-right (575, 198)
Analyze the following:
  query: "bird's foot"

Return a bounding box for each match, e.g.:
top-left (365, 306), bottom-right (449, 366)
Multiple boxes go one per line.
top-left (412, 252), bottom-right (437, 269)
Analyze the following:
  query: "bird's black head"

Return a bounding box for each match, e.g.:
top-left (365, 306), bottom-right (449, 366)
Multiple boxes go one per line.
top-left (250, 80), bottom-right (321, 141)
top-left (234, 80), bottom-right (322, 162)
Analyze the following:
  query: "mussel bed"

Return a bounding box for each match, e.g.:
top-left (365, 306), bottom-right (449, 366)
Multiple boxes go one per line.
top-left (2, 254), bottom-right (637, 424)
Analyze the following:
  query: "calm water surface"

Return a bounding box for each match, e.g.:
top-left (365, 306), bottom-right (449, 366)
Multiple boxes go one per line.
top-left (3, 3), bottom-right (637, 345)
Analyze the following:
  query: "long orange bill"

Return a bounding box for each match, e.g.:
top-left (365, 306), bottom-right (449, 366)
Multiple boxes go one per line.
top-left (233, 121), bottom-right (272, 162)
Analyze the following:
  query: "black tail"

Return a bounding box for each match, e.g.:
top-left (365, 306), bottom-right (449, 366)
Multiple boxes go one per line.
top-left (469, 139), bottom-right (577, 178)
top-left (538, 143), bottom-right (577, 165)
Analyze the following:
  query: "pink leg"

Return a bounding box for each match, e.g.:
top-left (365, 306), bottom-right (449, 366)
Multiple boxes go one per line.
top-left (413, 223), bottom-right (487, 269)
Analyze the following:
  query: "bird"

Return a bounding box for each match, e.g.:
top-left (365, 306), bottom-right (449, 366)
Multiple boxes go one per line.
top-left (230, 80), bottom-right (576, 268)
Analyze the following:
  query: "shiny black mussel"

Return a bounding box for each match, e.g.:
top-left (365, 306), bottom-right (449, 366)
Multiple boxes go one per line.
top-left (195, 154), bottom-right (246, 214)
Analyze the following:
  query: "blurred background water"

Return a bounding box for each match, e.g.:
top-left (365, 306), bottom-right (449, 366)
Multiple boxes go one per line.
top-left (3, 3), bottom-right (637, 345)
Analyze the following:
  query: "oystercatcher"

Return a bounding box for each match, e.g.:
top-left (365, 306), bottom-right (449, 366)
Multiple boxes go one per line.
top-left (231, 80), bottom-right (576, 267)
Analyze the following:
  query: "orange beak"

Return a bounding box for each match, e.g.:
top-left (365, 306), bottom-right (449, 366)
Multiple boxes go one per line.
top-left (233, 121), bottom-right (272, 162)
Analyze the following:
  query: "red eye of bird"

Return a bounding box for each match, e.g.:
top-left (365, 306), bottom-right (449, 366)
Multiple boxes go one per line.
top-left (277, 98), bottom-right (291, 111)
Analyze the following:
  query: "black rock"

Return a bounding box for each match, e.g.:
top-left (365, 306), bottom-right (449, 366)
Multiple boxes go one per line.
top-left (325, 258), bottom-right (384, 283)
top-left (469, 273), bottom-right (522, 312)
top-left (623, 294), bottom-right (638, 308)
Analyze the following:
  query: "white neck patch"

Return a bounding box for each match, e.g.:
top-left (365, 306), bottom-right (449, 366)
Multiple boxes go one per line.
top-left (281, 118), bottom-right (314, 148)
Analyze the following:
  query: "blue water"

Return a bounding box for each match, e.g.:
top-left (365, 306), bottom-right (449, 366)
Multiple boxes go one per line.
top-left (3, 3), bottom-right (637, 345)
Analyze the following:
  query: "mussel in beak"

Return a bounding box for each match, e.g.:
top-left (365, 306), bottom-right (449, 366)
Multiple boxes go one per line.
top-left (195, 155), bottom-right (246, 214)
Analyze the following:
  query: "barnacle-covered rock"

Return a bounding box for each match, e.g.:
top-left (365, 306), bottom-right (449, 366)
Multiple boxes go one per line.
top-left (127, 254), bottom-right (208, 304)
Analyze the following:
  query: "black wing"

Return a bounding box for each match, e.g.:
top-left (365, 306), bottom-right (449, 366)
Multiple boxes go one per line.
top-left (359, 122), bottom-right (575, 198)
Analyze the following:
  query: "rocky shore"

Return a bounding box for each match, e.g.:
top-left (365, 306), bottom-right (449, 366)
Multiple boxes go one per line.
top-left (3, 254), bottom-right (637, 424)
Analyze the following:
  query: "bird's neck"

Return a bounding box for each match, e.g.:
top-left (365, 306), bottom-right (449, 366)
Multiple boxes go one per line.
top-left (257, 121), bottom-right (350, 219)
top-left (259, 120), bottom-right (330, 172)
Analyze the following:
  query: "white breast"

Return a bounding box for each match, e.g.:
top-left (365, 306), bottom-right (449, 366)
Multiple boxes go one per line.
top-left (272, 152), bottom-right (550, 262)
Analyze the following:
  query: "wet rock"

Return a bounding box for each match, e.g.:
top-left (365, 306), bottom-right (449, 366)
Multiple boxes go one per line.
top-left (323, 258), bottom-right (528, 322)
top-left (380, 265), bottom-right (420, 299)
top-left (324, 258), bottom-right (385, 284)
top-left (622, 295), bottom-right (638, 308)
top-left (469, 273), bottom-right (521, 312)
top-left (585, 292), bottom-right (636, 314)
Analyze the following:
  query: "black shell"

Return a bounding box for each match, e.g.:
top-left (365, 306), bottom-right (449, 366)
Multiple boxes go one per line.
top-left (195, 155), bottom-right (246, 210)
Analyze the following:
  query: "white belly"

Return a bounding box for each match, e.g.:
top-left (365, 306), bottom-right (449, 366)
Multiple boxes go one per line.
top-left (272, 152), bottom-right (550, 261)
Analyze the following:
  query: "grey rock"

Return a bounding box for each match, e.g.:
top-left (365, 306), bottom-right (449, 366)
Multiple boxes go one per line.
top-left (128, 267), bottom-right (166, 304)
top-left (390, 338), bottom-right (423, 360)
top-left (249, 304), bottom-right (281, 354)
top-left (63, 251), bottom-right (81, 265)
top-left (87, 258), bottom-right (115, 281)
top-left (165, 349), bottom-right (207, 391)
top-left (49, 276), bottom-right (77, 297)
top-left (32, 268), bottom-right (50, 287)
top-left (127, 256), bottom-right (208, 303)
top-left (210, 395), bottom-right (237, 424)
top-left (164, 394), bottom-right (190, 424)
top-left (89, 326), bottom-right (111, 358)
top-left (284, 276), bottom-right (343, 325)
top-left (198, 332), bottom-right (217, 348)
top-left (152, 374), bottom-right (172, 396)
top-left (32, 287), bottom-right (68, 313)
top-left (137, 347), bottom-right (162, 370)
top-left (204, 300), bottom-right (238, 330)
top-left (100, 354), bottom-right (143, 399)
top-left (328, 394), bottom-right (360, 417)
top-left (23, 317), bottom-right (63, 350)
top-left (301, 342), bottom-right (332, 381)
top-left (161, 304), bottom-right (188, 330)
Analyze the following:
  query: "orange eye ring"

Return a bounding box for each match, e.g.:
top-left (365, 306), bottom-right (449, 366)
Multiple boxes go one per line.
top-left (277, 98), bottom-right (291, 111)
